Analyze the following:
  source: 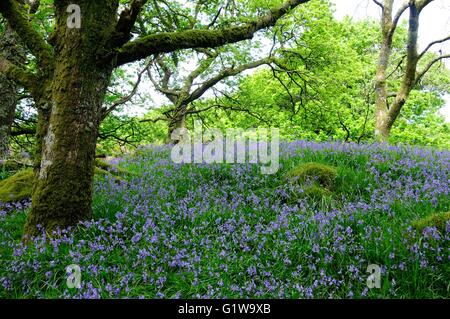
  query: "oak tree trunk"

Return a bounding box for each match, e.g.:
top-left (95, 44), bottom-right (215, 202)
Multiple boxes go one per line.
top-left (24, 0), bottom-right (117, 237)
top-left (167, 113), bottom-right (187, 144)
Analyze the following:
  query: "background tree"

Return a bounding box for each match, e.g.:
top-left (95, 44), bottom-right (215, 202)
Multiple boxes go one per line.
top-left (373, 0), bottom-right (450, 141)
top-left (188, 7), bottom-right (449, 146)
top-left (0, 9), bottom-right (30, 158)
top-left (191, 7), bottom-right (378, 141)
top-left (144, 51), bottom-right (273, 143)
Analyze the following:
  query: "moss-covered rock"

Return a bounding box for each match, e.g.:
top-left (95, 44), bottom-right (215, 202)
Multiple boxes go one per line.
top-left (284, 183), bottom-right (333, 204)
top-left (412, 212), bottom-right (450, 233)
top-left (0, 163), bottom-right (128, 203)
top-left (0, 169), bottom-right (34, 203)
top-left (285, 162), bottom-right (338, 190)
top-left (303, 184), bottom-right (333, 200)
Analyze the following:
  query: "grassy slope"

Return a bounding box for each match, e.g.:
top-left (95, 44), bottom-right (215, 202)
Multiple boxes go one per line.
top-left (0, 142), bottom-right (449, 299)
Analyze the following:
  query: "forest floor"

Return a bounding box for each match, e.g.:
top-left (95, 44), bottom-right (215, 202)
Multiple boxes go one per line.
top-left (0, 141), bottom-right (449, 298)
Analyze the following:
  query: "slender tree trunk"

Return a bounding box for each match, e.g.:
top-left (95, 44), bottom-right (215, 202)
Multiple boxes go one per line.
top-left (382, 3), bottom-right (420, 133)
top-left (374, 113), bottom-right (391, 142)
top-left (374, 0), bottom-right (394, 143)
top-left (374, 1), bottom-right (428, 142)
top-left (24, 0), bottom-right (118, 237)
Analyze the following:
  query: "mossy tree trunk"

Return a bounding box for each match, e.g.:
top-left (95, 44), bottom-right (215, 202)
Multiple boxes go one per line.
top-left (24, 0), bottom-right (118, 237)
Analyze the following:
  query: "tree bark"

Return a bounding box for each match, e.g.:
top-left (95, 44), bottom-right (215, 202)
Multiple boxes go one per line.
top-left (167, 109), bottom-right (187, 144)
top-left (24, 0), bottom-right (118, 237)
top-left (0, 74), bottom-right (16, 158)
top-left (0, 24), bottom-right (21, 158)
top-left (373, 0), bottom-right (445, 142)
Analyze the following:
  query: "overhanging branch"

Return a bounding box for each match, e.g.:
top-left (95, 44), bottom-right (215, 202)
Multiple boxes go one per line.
top-left (115, 0), bottom-right (310, 66)
top-left (0, 54), bottom-right (38, 93)
top-left (0, 0), bottom-right (53, 69)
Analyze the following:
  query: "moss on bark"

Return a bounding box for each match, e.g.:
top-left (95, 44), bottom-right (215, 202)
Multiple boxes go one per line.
top-left (24, 0), bottom-right (120, 238)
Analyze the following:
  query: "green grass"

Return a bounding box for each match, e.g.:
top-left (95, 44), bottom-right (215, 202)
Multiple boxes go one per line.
top-left (0, 143), bottom-right (449, 299)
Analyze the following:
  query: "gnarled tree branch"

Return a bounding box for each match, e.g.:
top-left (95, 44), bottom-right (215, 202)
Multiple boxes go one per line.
top-left (389, 1), bottom-right (409, 38)
top-left (0, 0), bottom-right (53, 69)
top-left (115, 0), bottom-right (310, 66)
top-left (0, 54), bottom-right (38, 92)
top-left (372, 0), bottom-right (384, 9)
top-left (186, 57), bottom-right (273, 104)
top-left (101, 66), bottom-right (147, 120)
